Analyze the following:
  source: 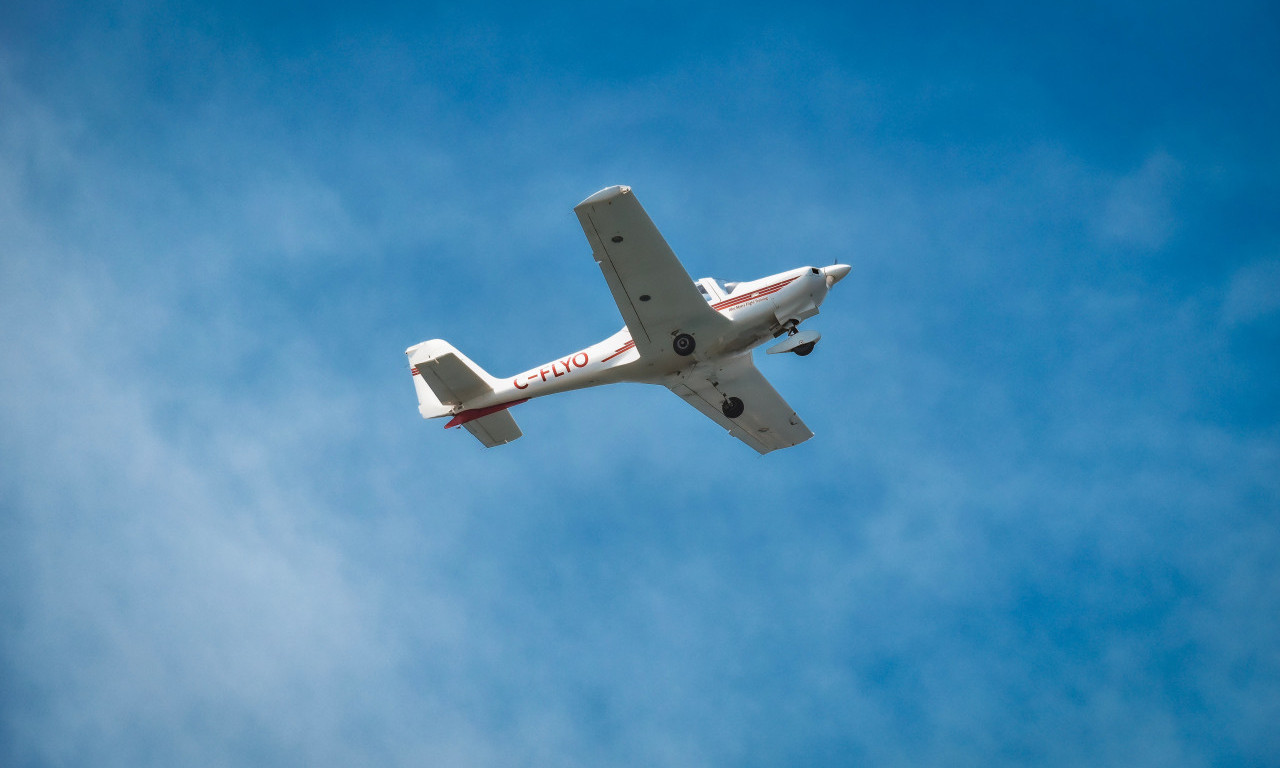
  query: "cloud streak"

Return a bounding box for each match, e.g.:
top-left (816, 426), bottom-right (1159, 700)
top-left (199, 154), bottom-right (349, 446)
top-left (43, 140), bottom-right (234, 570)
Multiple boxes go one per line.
top-left (3, 4), bottom-right (1279, 766)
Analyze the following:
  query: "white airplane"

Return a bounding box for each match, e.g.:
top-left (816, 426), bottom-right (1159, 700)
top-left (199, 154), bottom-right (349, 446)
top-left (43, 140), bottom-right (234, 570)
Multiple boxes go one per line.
top-left (406, 185), bottom-right (850, 454)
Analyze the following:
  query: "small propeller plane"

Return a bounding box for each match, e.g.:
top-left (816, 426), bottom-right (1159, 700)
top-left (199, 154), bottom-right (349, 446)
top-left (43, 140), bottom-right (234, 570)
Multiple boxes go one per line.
top-left (406, 185), bottom-right (850, 454)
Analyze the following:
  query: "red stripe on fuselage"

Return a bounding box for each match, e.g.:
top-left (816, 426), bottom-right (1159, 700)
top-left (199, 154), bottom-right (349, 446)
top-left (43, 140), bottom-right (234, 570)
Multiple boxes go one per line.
top-left (600, 340), bottom-right (637, 363)
top-left (712, 277), bottom-right (797, 311)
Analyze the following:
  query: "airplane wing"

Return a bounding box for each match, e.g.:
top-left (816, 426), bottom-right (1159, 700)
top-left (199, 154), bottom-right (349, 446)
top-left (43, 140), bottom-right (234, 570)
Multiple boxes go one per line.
top-left (667, 355), bottom-right (813, 454)
top-left (574, 186), bottom-right (730, 359)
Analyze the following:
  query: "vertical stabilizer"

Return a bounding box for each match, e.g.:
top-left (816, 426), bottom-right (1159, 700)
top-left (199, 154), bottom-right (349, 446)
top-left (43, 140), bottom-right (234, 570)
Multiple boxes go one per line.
top-left (408, 358), bottom-right (453, 419)
top-left (406, 339), bottom-right (497, 415)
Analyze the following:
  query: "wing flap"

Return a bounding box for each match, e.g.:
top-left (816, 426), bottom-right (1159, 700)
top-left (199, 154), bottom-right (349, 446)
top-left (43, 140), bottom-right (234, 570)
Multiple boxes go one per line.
top-left (667, 356), bottom-right (812, 454)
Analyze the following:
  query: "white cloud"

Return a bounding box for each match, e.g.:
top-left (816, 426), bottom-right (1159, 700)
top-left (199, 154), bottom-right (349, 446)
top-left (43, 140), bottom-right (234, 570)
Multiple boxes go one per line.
top-left (0, 67), bottom-right (482, 766)
top-left (1094, 151), bottom-right (1181, 251)
top-left (1222, 257), bottom-right (1280, 326)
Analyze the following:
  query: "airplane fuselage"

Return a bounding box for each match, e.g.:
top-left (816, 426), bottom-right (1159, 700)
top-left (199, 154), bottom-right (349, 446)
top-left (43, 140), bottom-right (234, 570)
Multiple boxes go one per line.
top-left (469, 265), bottom-right (835, 413)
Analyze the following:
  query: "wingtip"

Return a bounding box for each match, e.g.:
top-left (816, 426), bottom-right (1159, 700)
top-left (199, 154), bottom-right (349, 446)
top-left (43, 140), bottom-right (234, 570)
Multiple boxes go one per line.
top-left (575, 185), bottom-right (632, 209)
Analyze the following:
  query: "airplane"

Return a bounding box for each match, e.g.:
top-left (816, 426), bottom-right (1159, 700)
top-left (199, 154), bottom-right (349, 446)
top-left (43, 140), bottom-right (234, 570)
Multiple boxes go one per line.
top-left (406, 185), bottom-right (850, 454)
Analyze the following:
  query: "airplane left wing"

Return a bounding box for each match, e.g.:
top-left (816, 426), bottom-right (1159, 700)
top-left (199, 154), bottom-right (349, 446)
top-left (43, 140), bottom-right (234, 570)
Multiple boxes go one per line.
top-left (667, 355), bottom-right (813, 454)
top-left (575, 186), bottom-right (730, 358)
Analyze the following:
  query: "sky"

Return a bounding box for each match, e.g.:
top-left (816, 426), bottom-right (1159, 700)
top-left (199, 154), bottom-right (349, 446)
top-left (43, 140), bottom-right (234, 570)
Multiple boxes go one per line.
top-left (2, 1), bottom-right (1278, 765)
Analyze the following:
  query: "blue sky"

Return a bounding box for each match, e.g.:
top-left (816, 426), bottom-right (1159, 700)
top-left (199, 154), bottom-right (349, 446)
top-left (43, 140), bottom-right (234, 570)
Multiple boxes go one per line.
top-left (2, 1), bottom-right (1278, 765)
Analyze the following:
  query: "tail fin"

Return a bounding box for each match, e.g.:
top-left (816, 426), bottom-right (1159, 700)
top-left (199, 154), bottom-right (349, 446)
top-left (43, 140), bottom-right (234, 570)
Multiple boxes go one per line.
top-left (406, 339), bottom-right (499, 416)
top-left (405, 339), bottom-right (523, 447)
top-left (408, 367), bottom-right (452, 419)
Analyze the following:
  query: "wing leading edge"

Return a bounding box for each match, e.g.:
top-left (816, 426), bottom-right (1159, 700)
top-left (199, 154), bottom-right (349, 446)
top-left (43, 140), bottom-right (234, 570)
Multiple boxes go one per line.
top-left (667, 355), bottom-right (813, 454)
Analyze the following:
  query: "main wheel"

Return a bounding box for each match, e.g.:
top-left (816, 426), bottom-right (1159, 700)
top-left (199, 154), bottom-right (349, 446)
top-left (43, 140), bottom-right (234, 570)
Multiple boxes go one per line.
top-left (721, 396), bottom-right (744, 419)
top-left (673, 333), bottom-right (696, 356)
top-left (794, 341), bottom-right (816, 356)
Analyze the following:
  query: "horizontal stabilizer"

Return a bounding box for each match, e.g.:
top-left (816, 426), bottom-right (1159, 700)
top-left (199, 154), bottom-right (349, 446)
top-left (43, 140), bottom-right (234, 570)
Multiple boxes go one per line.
top-left (446, 398), bottom-right (529, 429)
top-left (463, 410), bottom-right (522, 447)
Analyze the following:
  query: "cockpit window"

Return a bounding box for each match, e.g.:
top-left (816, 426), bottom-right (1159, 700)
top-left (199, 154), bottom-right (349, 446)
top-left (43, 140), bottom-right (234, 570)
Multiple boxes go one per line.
top-left (697, 277), bottom-right (737, 302)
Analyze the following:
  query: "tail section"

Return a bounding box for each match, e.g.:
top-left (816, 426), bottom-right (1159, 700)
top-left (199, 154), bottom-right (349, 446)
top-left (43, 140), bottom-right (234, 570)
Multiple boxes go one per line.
top-left (408, 356), bottom-right (453, 420)
top-left (406, 339), bottom-right (498, 416)
top-left (405, 339), bottom-right (523, 447)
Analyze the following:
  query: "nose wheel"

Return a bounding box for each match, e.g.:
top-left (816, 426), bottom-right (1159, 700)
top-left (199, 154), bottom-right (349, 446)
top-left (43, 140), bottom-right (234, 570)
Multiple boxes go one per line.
top-left (721, 396), bottom-right (744, 419)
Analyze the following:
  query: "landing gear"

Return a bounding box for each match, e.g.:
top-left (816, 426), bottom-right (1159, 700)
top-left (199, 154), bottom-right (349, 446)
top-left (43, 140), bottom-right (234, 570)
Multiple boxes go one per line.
top-left (721, 396), bottom-right (744, 419)
top-left (793, 341), bottom-right (816, 356)
top-left (673, 333), bottom-right (696, 356)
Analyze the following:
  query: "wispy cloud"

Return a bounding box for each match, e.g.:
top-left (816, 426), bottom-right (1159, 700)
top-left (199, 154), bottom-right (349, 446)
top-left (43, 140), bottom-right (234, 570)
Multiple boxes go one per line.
top-left (3, 4), bottom-right (1279, 767)
top-left (1222, 257), bottom-right (1280, 327)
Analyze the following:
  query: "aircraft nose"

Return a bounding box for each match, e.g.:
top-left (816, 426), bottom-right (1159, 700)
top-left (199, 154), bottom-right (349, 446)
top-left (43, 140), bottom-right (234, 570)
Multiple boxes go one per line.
top-left (823, 264), bottom-right (851, 286)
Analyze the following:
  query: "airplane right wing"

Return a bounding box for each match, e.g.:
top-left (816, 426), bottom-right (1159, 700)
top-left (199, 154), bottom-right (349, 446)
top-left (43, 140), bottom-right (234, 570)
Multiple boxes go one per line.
top-left (666, 355), bottom-right (813, 454)
top-left (574, 186), bottom-right (730, 359)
